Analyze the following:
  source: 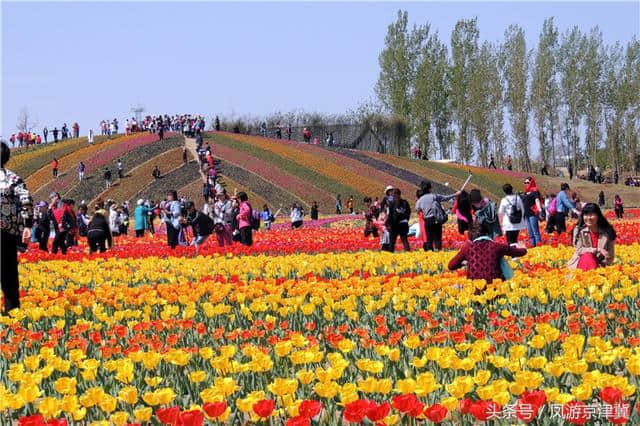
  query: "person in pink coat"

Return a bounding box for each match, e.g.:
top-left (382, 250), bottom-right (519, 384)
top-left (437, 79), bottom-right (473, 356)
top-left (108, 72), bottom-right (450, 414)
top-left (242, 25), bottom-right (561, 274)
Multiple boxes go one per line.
top-left (236, 192), bottom-right (253, 246)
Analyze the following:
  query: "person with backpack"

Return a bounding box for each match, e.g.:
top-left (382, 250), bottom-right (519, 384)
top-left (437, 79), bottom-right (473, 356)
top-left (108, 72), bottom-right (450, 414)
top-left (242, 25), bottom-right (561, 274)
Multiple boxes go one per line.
top-left (185, 202), bottom-right (214, 255)
top-left (448, 222), bottom-right (527, 288)
top-left (522, 177), bottom-right (543, 246)
top-left (290, 203), bottom-right (304, 229)
top-left (383, 187), bottom-right (411, 253)
top-left (469, 189), bottom-right (502, 240)
top-left (415, 180), bottom-right (458, 251)
top-left (235, 192), bottom-right (254, 246)
top-left (498, 184), bottom-right (526, 245)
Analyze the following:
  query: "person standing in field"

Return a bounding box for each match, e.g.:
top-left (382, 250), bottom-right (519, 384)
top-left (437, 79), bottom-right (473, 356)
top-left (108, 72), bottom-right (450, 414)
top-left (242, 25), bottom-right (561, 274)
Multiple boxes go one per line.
top-left (335, 194), bottom-right (342, 214)
top-left (78, 162), bottom-right (86, 181)
top-left (52, 158), bottom-right (59, 178)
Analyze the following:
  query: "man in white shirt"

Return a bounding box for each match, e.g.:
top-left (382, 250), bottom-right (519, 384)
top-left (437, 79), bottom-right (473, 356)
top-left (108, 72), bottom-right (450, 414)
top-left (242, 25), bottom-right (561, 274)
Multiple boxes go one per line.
top-left (498, 183), bottom-right (526, 245)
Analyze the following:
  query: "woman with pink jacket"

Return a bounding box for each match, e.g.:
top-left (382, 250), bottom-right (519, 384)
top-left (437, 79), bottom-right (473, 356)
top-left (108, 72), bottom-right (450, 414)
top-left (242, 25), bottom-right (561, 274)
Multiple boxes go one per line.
top-left (235, 192), bottom-right (253, 246)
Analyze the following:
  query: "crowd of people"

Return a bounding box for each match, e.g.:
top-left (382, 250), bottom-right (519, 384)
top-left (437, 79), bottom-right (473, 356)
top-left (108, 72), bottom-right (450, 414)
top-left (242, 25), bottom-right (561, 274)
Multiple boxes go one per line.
top-left (8, 122), bottom-right (80, 148)
top-left (0, 132), bottom-right (632, 314)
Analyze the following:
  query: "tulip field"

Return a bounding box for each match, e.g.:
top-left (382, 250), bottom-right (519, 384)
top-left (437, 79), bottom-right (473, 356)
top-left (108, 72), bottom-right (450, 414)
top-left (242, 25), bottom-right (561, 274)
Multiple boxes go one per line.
top-left (3, 213), bottom-right (640, 425)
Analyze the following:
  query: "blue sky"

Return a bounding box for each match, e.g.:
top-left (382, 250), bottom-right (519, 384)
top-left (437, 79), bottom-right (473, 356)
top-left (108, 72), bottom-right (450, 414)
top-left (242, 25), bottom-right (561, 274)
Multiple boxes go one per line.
top-left (2, 1), bottom-right (638, 137)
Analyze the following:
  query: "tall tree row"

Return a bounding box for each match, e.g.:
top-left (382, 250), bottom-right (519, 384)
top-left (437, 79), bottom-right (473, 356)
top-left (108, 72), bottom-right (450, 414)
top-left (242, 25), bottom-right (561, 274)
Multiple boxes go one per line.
top-left (375, 10), bottom-right (639, 173)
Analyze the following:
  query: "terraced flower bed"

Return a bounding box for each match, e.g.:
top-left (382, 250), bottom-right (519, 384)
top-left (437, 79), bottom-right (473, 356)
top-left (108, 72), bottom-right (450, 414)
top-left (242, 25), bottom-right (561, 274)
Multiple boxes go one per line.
top-left (214, 158), bottom-right (307, 210)
top-left (29, 134), bottom-right (141, 199)
top-left (64, 135), bottom-right (181, 203)
top-left (329, 147), bottom-right (454, 196)
top-left (8, 136), bottom-right (109, 177)
top-left (212, 133), bottom-right (371, 205)
top-left (94, 147), bottom-right (186, 205)
top-left (211, 142), bottom-right (334, 209)
top-left (135, 160), bottom-right (201, 202)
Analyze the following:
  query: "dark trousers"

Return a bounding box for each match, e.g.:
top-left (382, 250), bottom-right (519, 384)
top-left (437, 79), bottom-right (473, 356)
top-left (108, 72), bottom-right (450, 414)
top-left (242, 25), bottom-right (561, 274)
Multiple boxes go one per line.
top-left (364, 227), bottom-right (379, 238)
top-left (424, 222), bottom-right (443, 251)
top-left (505, 230), bottom-right (520, 245)
top-left (239, 226), bottom-right (253, 246)
top-left (556, 212), bottom-right (567, 234)
top-left (135, 229), bottom-right (144, 237)
top-left (291, 221), bottom-right (303, 229)
top-left (88, 234), bottom-right (107, 253)
top-left (457, 219), bottom-right (470, 236)
top-left (386, 222), bottom-right (410, 252)
top-left (1, 233), bottom-right (20, 312)
top-left (167, 224), bottom-right (179, 249)
top-left (52, 231), bottom-right (68, 254)
top-left (615, 207), bottom-right (623, 219)
top-left (53, 168), bottom-right (58, 178)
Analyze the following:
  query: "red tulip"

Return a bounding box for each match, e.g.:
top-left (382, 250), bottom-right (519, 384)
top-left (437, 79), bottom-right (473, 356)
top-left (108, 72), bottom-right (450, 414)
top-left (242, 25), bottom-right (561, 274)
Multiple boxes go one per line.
top-left (521, 389), bottom-right (547, 409)
top-left (179, 410), bottom-right (203, 426)
top-left (423, 403), bottom-right (448, 423)
top-left (46, 420), bottom-right (68, 426)
top-left (459, 398), bottom-right (473, 415)
top-left (391, 394), bottom-right (419, 413)
top-left (286, 415), bottom-right (311, 426)
top-left (18, 415), bottom-right (45, 426)
top-left (253, 399), bottom-right (276, 418)
top-left (600, 387), bottom-right (623, 405)
top-left (366, 402), bottom-right (390, 422)
top-left (298, 400), bottom-right (322, 418)
top-left (203, 401), bottom-right (227, 418)
top-left (343, 399), bottom-right (374, 423)
top-left (156, 406), bottom-right (180, 424)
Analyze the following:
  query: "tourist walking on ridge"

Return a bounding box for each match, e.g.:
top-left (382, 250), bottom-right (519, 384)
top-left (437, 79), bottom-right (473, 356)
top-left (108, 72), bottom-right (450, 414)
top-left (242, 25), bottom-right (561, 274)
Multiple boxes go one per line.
top-left (568, 203), bottom-right (616, 271)
top-left (506, 155), bottom-right (513, 171)
top-left (498, 183), bottom-right (526, 245)
top-left (117, 159), bottom-right (124, 179)
top-left (335, 194), bottom-right (342, 214)
top-left (52, 158), bottom-right (59, 178)
top-left (88, 129), bottom-right (94, 145)
top-left (488, 155), bottom-right (497, 169)
top-left (303, 128), bottom-right (311, 143)
top-left (53, 127), bottom-right (59, 142)
top-left (383, 186), bottom-right (411, 253)
top-left (286, 124), bottom-right (292, 140)
top-left (43, 127), bottom-right (48, 143)
top-left (347, 196), bottom-right (354, 214)
top-left (1, 142), bottom-right (33, 314)
top-left (78, 162), bottom-right (86, 181)
top-left (104, 167), bottom-right (112, 188)
top-left (152, 166), bottom-right (161, 180)
top-left (598, 191), bottom-right (605, 208)
top-left (72, 122), bottom-right (79, 138)
top-left (416, 180), bottom-right (458, 251)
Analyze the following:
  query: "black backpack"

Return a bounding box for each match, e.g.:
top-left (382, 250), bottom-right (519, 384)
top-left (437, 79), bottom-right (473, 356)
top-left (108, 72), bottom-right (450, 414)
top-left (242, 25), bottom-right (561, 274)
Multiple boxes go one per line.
top-left (506, 195), bottom-right (523, 224)
top-left (250, 207), bottom-right (260, 230)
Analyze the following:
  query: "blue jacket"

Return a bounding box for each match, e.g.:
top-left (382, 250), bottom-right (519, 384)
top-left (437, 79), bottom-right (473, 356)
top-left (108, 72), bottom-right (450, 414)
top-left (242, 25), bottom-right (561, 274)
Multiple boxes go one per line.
top-left (134, 205), bottom-right (151, 230)
top-left (556, 190), bottom-right (576, 213)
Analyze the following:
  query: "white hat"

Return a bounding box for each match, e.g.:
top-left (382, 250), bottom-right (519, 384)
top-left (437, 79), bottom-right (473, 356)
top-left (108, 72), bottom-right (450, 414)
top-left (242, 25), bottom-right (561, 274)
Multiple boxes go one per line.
top-left (137, 199), bottom-right (144, 205)
top-left (385, 185), bottom-right (395, 194)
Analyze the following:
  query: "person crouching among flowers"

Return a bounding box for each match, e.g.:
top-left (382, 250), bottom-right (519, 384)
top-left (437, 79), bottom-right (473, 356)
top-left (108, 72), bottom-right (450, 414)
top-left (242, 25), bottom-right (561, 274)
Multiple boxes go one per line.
top-left (568, 203), bottom-right (616, 271)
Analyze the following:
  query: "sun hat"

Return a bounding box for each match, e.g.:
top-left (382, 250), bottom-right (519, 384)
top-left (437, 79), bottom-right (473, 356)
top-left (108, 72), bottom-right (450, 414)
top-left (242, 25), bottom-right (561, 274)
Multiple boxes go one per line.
top-left (137, 199), bottom-right (144, 206)
top-left (385, 185), bottom-right (395, 195)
